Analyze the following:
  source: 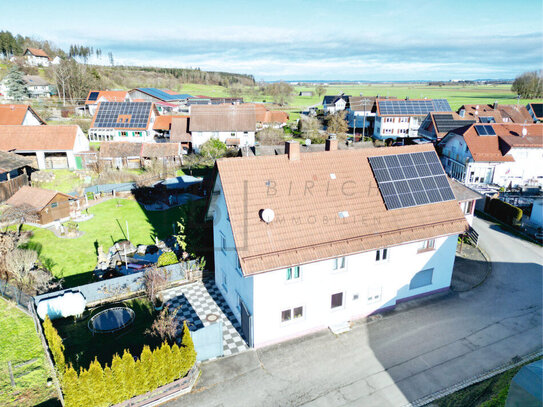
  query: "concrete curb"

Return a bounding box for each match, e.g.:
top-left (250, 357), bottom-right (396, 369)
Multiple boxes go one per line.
top-left (453, 244), bottom-right (493, 293)
top-left (403, 349), bottom-right (543, 407)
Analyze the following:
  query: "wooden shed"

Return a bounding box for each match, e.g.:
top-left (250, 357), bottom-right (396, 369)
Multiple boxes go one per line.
top-left (6, 186), bottom-right (75, 225)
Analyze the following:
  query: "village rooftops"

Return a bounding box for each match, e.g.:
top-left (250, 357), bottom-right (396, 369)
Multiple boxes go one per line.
top-left (0, 125), bottom-right (81, 151)
top-left (0, 104), bottom-right (45, 125)
top-left (209, 143), bottom-right (468, 276)
top-left (133, 88), bottom-right (193, 102)
top-left (170, 117), bottom-right (191, 142)
top-left (448, 178), bottom-right (483, 203)
top-left (190, 104), bottom-right (256, 132)
top-left (497, 104), bottom-right (533, 124)
top-left (458, 104), bottom-right (504, 123)
top-left (85, 90), bottom-right (128, 105)
top-left (153, 115), bottom-right (189, 131)
top-left (444, 123), bottom-right (543, 162)
top-left (348, 96), bottom-right (377, 112)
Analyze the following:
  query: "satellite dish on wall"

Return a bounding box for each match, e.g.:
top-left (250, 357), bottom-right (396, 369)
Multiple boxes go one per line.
top-left (260, 208), bottom-right (275, 223)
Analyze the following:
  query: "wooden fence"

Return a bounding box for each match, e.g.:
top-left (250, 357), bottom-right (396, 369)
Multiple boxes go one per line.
top-left (0, 173), bottom-right (28, 202)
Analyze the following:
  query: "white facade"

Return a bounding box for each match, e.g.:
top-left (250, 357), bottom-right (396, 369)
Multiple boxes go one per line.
top-left (346, 110), bottom-right (375, 129)
top-left (22, 109), bottom-right (43, 125)
top-left (373, 115), bottom-right (423, 140)
top-left (211, 174), bottom-right (459, 348)
top-left (191, 131), bottom-right (256, 151)
top-left (324, 98), bottom-right (347, 114)
top-left (88, 110), bottom-right (157, 143)
top-left (25, 55), bottom-right (50, 67)
top-left (440, 133), bottom-right (543, 188)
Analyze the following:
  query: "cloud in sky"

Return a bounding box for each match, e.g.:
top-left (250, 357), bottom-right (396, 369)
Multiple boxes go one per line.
top-left (2, 0), bottom-right (542, 80)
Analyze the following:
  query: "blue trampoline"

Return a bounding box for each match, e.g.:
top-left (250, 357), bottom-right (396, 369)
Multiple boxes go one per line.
top-left (88, 307), bottom-right (135, 334)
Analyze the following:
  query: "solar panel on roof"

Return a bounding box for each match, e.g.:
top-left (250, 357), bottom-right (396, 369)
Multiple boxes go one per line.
top-left (93, 102), bottom-right (152, 129)
top-left (479, 117), bottom-right (495, 123)
top-left (379, 99), bottom-right (451, 115)
top-left (368, 151), bottom-right (455, 210)
top-left (88, 91), bottom-right (99, 101)
top-left (474, 124), bottom-right (496, 136)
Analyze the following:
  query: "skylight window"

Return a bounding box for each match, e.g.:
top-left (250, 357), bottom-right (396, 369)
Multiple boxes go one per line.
top-left (338, 211), bottom-right (349, 218)
top-left (330, 173), bottom-right (336, 180)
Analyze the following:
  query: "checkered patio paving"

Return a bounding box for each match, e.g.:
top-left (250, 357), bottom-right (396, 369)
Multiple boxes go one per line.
top-left (162, 281), bottom-right (248, 357)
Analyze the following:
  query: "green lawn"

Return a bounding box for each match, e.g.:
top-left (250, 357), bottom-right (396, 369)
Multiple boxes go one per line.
top-left (0, 299), bottom-right (58, 407)
top-left (32, 169), bottom-right (91, 194)
top-left (22, 198), bottom-right (187, 287)
top-left (435, 356), bottom-right (542, 407)
top-left (53, 298), bottom-right (160, 372)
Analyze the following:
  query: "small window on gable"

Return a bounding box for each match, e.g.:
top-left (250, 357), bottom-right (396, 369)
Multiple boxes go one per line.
top-left (418, 239), bottom-right (435, 252)
top-left (51, 202), bottom-right (58, 208)
top-left (333, 257), bottom-right (346, 270)
top-left (286, 266), bottom-right (300, 281)
top-left (375, 248), bottom-right (388, 262)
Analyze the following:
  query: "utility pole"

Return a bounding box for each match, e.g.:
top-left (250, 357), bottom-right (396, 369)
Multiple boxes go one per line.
top-left (361, 98), bottom-right (371, 141)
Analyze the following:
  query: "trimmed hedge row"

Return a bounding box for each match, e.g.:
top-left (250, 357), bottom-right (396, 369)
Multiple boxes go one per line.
top-left (43, 315), bottom-right (66, 375)
top-left (487, 198), bottom-right (523, 225)
top-left (157, 251), bottom-right (178, 267)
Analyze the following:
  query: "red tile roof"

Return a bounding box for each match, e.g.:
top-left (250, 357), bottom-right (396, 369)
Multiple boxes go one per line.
top-left (0, 125), bottom-right (80, 151)
top-left (213, 144), bottom-right (468, 276)
top-left (85, 90), bottom-right (128, 105)
top-left (0, 105), bottom-right (45, 125)
top-left (170, 117), bottom-right (191, 142)
top-left (497, 105), bottom-right (533, 124)
top-left (24, 48), bottom-right (50, 59)
top-left (153, 115), bottom-right (189, 131)
top-left (459, 104), bottom-right (504, 123)
top-left (190, 104), bottom-right (256, 132)
top-left (6, 186), bottom-right (70, 210)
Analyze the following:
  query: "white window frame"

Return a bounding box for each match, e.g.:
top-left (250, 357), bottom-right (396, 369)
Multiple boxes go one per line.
top-left (375, 248), bottom-right (388, 262)
top-left (280, 305), bottom-right (304, 324)
top-left (367, 285), bottom-right (382, 304)
top-left (286, 266), bottom-right (301, 282)
top-left (418, 239), bottom-right (436, 253)
top-left (332, 257), bottom-right (346, 271)
top-left (330, 291), bottom-right (345, 310)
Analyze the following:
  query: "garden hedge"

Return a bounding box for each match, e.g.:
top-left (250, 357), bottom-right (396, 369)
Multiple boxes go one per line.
top-left (157, 251), bottom-right (178, 267)
top-left (487, 198), bottom-right (523, 226)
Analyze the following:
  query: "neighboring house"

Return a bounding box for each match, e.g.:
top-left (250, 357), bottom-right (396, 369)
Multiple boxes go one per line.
top-left (189, 104), bottom-right (256, 151)
top-left (299, 91), bottom-right (314, 97)
top-left (346, 96), bottom-right (376, 131)
top-left (153, 115), bottom-right (189, 139)
top-left (84, 90), bottom-right (129, 116)
top-left (6, 186), bottom-right (76, 225)
top-left (448, 178), bottom-right (483, 226)
top-left (98, 141), bottom-right (182, 169)
top-left (0, 125), bottom-right (89, 169)
top-left (0, 151), bottom-right (33, 202)
top-left (239, 137), bottom-right (373, 157)
top-left (23, 48), bottom-right (51, 67)
top-left (22, 75), bottom-right (51, 98)
top-left (457, 104), bottom-right (504, 123)
top-left (322, 94), bottom-right (351, 114)
top-left (0, 104), bottom-right (45, 125)
top-left (527, 103), bottom-right (543, 123)
top-left (418, 112), bottom-right (475, 142)
top-left (170, 117), bottom-right (192, 152)
top-left (88, 102), bottom-right (159, 142)
top-left (373, 99), bottom-right (452, 141)
top-left (439, 123), bottom-right (543, 188)
top-left (253, 104), bottom-right (289, 129)
top-left (496, 104), bottom-right (533, 124)
top-left (206, 142), bottom-right (467, 347)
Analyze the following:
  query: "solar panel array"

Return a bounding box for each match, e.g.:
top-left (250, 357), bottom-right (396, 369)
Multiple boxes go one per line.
top-left (479, 116), bottom-right (495, 124)
top-left (88, 91), bottom-right (99, 101)
top-left (368, 151), bottom-right (456, 210)
top-left (137, 88), bottom-right (192, 102)
top-left (93, 102), bottom-right (152, 129)
top-left (379, 99), bottom-right (451, 115)
top-left (433, 114), bottom-right (475, 133)
top-left (474, 124), bottom-right (496, 136)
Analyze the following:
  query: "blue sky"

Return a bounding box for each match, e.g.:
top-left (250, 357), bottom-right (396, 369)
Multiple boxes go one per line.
top-left (1, 0), bottom-right (542, 81)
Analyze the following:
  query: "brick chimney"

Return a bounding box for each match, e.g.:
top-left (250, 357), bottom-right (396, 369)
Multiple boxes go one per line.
top-left (325, 135), bottom-right (338, 151)
top-left (285, 140), bottom-right (300, 161)
top-left (459, 108), bottom-right (465, 118)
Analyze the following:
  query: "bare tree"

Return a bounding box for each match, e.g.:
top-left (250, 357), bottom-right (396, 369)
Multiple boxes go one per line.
top-left (326, 111), bottom-right (349, 140)
top-left (146, 306), bottom-right (179, 342)
top-left (257, 127), bottom-right (285, 145)
top-left (315, 85), bottom-right (326, 99)
top-left (266, 81), bottom-right (294, 106)
top-left (1, 204), bottom-right (39, 234)
top-left (52, 59), bottom-right (71, 106)
top-left (299, 115), bottom-right (323, 141)
top-left (144, 266), bottom-right (168, 306)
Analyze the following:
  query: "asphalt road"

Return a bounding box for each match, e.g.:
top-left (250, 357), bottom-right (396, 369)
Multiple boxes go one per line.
top-left (172, 216), bottom-right (542, 407)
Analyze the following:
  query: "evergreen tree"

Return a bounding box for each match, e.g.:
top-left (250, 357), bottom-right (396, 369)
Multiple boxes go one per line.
top-left (62, 365), bottom-right (80, 407)
top-left (169, 343), bottom-right (182, 381)
top-left (139, 345), bottom-right (154, 393)
top-left (5, 65), bottom-right (28, 101)
top-left (156, 342), bottom-right (171, 387)
top-left (109, 355), bottom-right (124, 404)
top-left (102, 365), bottom-right (115, 406)
top-left (78, 367), bottom-right (91, 406)
top-left (87, 358), bottom-right (106, 407)
top-left (120, 350), bottom-right (137, 399)
top-left (43, 315), bottom-right (66, 374)
top-left (179, 321), bottom-right (197, 377)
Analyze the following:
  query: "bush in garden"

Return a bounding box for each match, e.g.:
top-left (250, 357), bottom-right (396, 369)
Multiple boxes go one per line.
top-left (43, 315), bottom-right (66, 374)
top-left (157, 251), bottom-right (178, 267)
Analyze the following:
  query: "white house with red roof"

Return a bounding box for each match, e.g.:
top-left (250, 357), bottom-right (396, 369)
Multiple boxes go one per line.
top-left (84, 90), bottom-right (130, 116)
top-left (23, 48), bottom-right (51, 67)
top-left (0, 104), bottom-right (45, 126)
top-left (206, 140), bottom-right (467, 347)
top-left (439, 123), bottom-right (543, 188)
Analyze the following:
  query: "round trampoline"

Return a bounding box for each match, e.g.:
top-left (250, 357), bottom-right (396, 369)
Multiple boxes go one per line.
top-left (88, 307), bottom-right (135, 334)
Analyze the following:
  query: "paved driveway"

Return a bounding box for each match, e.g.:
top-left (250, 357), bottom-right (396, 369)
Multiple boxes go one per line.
top-left (170, 216), bottom-right (542, 407)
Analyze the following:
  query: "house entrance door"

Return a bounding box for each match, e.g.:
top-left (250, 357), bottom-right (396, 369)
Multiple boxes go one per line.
top-left (240, 301), bottom-right (252, 347)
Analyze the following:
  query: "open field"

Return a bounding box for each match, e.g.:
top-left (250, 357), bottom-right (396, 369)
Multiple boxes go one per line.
top-left (21, 198), bottom-right (188, 287)
top-left (0, 299), bottom-right (58, 407)
top-left (53, 298), bottom-right (160, 371)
